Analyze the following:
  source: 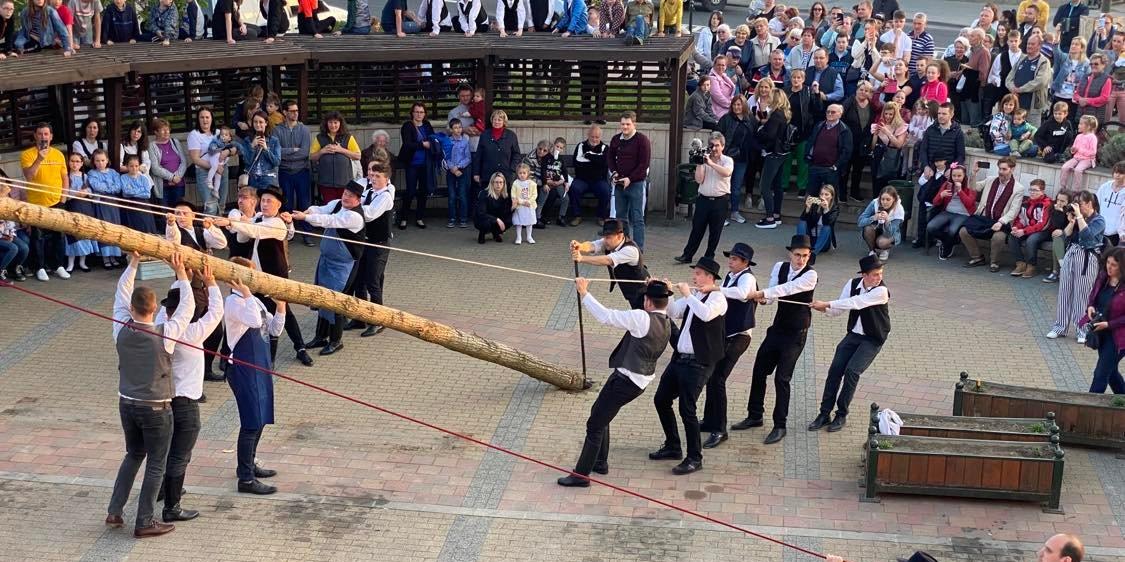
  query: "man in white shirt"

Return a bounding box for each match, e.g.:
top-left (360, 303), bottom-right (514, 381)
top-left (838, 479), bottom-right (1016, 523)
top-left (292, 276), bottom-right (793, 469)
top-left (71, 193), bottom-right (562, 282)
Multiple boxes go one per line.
top-left (557, 278), bottom-right (674, 488)
top-left (107, 252), bottom-right (193, 538)
top-left (731, 235), bottom-right (818, 445)
top-left (648, 257), bottom-right (728, 475)
top-left (346, 163), bottom-right (396, 337)
top-left (1095, 163), bottom-right (1125, 246)
top-left (165, 201), bottom-right (229, 381)
top-left (571, 219), bottom-right (649, 309)
top-left (674, 132), bottom-right (734, 265)
top-left (808, 255), bottom-right (890, 433)
top-left (153, 262), bottom-right (223, 523)
top-left (699, 243), bottom-right (758, 449)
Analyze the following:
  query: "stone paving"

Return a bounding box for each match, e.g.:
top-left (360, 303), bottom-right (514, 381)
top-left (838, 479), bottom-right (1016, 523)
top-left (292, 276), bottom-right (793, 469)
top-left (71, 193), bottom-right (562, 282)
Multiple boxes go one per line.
top-left (1, 210), bottom-right (1124, 561)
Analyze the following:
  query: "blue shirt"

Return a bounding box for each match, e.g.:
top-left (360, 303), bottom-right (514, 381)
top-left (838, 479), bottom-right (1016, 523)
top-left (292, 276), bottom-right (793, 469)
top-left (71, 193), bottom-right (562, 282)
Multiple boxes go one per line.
top-left (119, 173), bottom-right (153, 198)
top-left (448, 135), bottom-right (471, 169)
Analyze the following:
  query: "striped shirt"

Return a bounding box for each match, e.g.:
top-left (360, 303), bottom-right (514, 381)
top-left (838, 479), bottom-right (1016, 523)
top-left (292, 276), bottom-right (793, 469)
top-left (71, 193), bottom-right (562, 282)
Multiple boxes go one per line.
top-left (909, 30), bottom-right (934, 74)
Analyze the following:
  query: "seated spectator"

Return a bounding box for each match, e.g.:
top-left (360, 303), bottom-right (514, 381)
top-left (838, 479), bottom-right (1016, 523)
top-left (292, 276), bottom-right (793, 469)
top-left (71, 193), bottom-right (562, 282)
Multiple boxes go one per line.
top-left (1048, 190), bottom-right (1104, 341)
top-left (0, 180), bottom-right (30, 282)
top-left (796, 184), bottom-right (838, 256)
top-left (1010, 108), bottom-right (1038, 156)
top-left (47, 0), bottom-right (78, 53)
top-left (453, 0), bottom-right (488, 37)
top-left (475, 172), bottom-right (513, 243)
top-left (212, 0), bottom-right (257, 43)
top-left (343, 0), bottom-right (372, 34)
top-left (361, 129), bottom-right (391, 174)
top-left (1044, 191), bottom-right (1073, 283)
top-left (1031, 101), bottom-right (1075, 162)
top-left (599, 0), bottom-right (624, 37)
top-left (1059, 115), bottom-right (1099, 192)
top-left (857, 185), bottom-right (905, 260)
top-left (0, 0), bottom-right (17, 59)
top-left (297, 0), bottom-right (336, 37)
top-left (926, 163), bottom-right (975, 260)
top-left (417, 0), bottom-right (451, 34)
top-left (99, 0), bottom-right (139, 45)
top-left (987, 93), bottom-right (1018, 154)
top-left (624, 0), bottom-right (655, 39)
top-left (654, 0), bottom-right (678, 37)
top-left (525, 139), bottom-right (569, 228)
top-left (257, 0), bottom-right (287, 43)
top-left (684, 75), bottom-right (720, 130)
top-left (1074, 53), bottom-right (1113, 122)
top-left (1078, 246), bottom-right (1125, 395)
top-left (140, 0), bottom-right (178, 44)
top-left (1007, 178), bottom-right (1052, 278)
top-left (70, 0), bottom-right (101, 47)
top-left (568, 125), bottom-right (611, 226)
top-left (958, 157), bottom-right (1024, 272)
top-left (179, 0), bottom-right (205, 41)
top-left (15, 0), bottom-right (74, 55)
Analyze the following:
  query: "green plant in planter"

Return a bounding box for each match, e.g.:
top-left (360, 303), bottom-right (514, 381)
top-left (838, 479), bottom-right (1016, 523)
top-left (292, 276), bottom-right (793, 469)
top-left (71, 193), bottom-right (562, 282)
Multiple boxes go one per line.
top-left (1099, 133), bottom-right (1125, 168)
top-left (1027, 422), bottom-right (1046, 434)
top-left (964, 127), bottom-right (984, 149)
top-left (1112, 396), bottom-right (1125, 408)
top-left (877, 439), bottom-right (894, 450)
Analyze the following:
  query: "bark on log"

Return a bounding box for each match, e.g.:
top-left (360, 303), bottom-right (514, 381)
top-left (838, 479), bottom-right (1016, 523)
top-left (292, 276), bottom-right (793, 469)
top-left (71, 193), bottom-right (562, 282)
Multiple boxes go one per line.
top-left (0, 198), bottom-right (586, 391)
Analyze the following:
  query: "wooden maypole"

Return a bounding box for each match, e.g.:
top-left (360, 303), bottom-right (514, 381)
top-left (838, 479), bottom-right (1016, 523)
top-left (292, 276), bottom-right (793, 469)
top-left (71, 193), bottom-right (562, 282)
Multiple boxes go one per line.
top-left (0, 198), bottom-right (586, 391)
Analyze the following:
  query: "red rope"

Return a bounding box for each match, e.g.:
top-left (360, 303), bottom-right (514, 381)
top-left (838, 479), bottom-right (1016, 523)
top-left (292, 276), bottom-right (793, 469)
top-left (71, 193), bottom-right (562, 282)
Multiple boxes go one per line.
top-left (0, 279), bottom-right (837, 561)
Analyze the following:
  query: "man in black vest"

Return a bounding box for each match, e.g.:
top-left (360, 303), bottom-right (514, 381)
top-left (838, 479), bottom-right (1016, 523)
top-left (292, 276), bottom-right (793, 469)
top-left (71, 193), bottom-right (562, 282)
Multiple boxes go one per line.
top-left (571, 219), bottom-right (649, 309)
top-left (808, 255), bottom-right (890, 433)
top-left (225, 188), bottom-right (260, 261)
top-left (731, 235), bottom-right (818, 445)
top-left (345, 162), bottom-right (395, 338)
top-left (165, 201), bottom-right (229, 383)
top-left (557, 278), bottom-right (674, 488)
top-left (648, 257), bottom-right (727, 475)
top-left (106, 252), bottom-right (194, 538)
top-left (700, 243), bottom-right (758, 449)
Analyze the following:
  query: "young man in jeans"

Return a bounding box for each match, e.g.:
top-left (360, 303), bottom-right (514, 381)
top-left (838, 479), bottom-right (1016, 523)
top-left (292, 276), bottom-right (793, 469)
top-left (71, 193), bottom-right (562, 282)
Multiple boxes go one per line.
top-left (607, 111), bottom-right (652, 250)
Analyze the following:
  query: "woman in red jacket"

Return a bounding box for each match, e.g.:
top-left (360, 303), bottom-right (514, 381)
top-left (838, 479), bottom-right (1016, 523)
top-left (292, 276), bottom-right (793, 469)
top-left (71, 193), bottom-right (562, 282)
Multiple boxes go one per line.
top-left (1007, 178), bottom-right (1053, 278)
top-left (1078, 246), bottom-right (1125, 394)
top-left (925, 163), bottom-right (977, 260)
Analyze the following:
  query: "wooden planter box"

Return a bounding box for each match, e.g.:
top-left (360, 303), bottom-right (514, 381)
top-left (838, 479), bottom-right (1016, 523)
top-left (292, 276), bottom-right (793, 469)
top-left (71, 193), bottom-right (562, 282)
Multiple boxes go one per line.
top-left (898, 410), bottom-right (1057, 443)
top-left (953, 372), bottom-right (1125, 453)
top-left (862, 427), bottom-right (1066, 513)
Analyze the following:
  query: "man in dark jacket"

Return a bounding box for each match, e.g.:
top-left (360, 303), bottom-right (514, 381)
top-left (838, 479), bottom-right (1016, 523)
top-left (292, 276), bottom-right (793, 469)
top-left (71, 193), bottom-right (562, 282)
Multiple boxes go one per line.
top-left (569, 125), bottom-right (612, 226)
top-left (785, 68), bottom-right (823, 196)
top-left (804, 104), bottom-right (853, 199)
top-left (918, 102), bottom-right (966, 174)
top-left (472, 111), bottom-right (522, 185)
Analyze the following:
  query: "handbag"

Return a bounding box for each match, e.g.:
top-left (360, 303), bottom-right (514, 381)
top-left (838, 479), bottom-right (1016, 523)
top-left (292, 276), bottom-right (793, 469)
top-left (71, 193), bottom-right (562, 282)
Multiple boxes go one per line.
top-left (1084, 312), bottom-right (1105, 350)
top-left (875, 145), bottom-right (902, 180)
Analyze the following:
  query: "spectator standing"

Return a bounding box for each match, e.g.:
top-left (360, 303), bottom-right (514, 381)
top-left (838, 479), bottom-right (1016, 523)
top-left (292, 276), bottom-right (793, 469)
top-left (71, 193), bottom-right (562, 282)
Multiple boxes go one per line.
top-left (1052, 37), bottom-right (1091, 119)
top-left (20, 123), bottom-right (71, 282)
top-left (1078, 246), bottom-right (1125, 395)
top-left (273, 100), bottom-right (314, 244)
top-left (716, 95), bottom-right (754, 223)
top-left (187, 108), bottom-right (229, 215)
top-left (807, 48), bottom-right (845, 112)
top-left (839, 81), bottom-right (877, 203)
top-left (396, 102), bottom-right (436, 229)
top-left (607, 111), bottom-right (651, 249)
top-left (754, 89), bottom-right (793, 228)
top-left (684, 75), bottom-right (720, 130)
top-left (148, 118), bottom-right (188, 207)
top-left (310, 111), bottom-right (361, 205)
top-left (445, 119), bottom-right (472, 228)
top-left (1007, 178), bottom-right (1053, 278)
top-left (918, 102), bottom-right (965, 176)
top-left (1006, 35), bottom-right (1053, 126)
top-left (958, 158), bottom-right (1025, 272)
top-left (361, 130), bottom-right (392, 173)
top-left (1044, 191), bottom-right (1073, 283)
top-left (448, 84), bottom-right (482, 152)
top-left (1095, 162), bottom-right (1125, 246)
top-left (709, 56), bottom-right (736, 118)
top-left (987, 31), bottom-right (1024, 116)
top-left (1048, 191), bottom-right (1104, 341)
top-left (804, 104), bottom-right (852, 201)
top-left (568, 125), bottom-right (612, 226)
top-left (236, 111), bottom-right (281, 189)
top-left (1074, 53), bottom-right (1113, 122)
top-left (118, 120), bottom-right (150, 177)
top-left (674, 132), bottom-right (733, 264)
top-left (749, 18), bottom-right (779, 71)
top-left (472, 109), bottom-right (522, 188)
top-left (1053, 0), bottom-right (1088, 56)
top-left (692, 12), bottom-right (723, 72)
top-left (963, 29), bottom-right (992, 125)
top-left (72, 118), bottom-right (106, 168)
top-left (878, 11), bottom-right (911, 61)
top-left (784, 68), bottom-right (821, 196)
top-left (869, 100), bottom-right (907, 192)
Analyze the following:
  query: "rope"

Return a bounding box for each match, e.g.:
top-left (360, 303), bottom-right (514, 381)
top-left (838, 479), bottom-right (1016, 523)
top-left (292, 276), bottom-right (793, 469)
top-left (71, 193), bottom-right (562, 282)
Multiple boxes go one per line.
top-left (0, 279), bottom-right (843, 560)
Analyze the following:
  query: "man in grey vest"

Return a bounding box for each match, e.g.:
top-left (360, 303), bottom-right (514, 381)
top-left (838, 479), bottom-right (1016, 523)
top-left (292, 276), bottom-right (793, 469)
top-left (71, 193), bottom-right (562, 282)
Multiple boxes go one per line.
top-left (807, 255), bottom-right (890, 433)
top-left (106, 252), bottom-right (194, 538)
top-left (557, 278), bottom-right (674, 488)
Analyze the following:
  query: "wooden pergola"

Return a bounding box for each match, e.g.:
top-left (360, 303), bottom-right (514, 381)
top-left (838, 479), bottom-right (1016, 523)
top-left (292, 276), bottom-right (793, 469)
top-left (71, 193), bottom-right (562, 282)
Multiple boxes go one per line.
top-left (0, 35), bottom-right (693, 217)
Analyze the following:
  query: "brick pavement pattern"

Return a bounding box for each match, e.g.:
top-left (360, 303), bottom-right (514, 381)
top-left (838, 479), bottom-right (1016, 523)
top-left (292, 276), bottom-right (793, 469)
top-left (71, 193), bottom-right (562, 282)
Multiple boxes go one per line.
top-left (1, 216), bottom-right (1124, 561)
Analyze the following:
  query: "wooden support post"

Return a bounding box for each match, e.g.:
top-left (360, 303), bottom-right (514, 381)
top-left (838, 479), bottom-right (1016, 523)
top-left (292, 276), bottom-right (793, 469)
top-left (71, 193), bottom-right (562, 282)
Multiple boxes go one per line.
top-left (104, 77), bottom-right (124, 170)
top-left (297, 64), bottom-right (310, 118)
top-left (665, 57), bottom-right (686, 220)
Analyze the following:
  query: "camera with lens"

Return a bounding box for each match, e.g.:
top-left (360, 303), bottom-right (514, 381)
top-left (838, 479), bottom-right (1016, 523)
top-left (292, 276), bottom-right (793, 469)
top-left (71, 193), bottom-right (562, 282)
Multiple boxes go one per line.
top-left (688, 138), bottom-right (711, 165)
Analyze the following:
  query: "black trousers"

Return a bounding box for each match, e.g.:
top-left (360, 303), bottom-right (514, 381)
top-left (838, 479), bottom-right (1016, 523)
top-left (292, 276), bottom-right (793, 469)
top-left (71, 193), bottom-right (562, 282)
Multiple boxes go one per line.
top-left (818, 332), bottom-right (882, 418)
top-left (29, 205), bottom-right (66, 271)
top-left (162, 396), bottom-right (201, 509)
top-left (108, 400), bottom-right (173, 527)
top-left (579, 62), bottom-right (608, 119)
top-left (700, 334), bottom-right (753, 433)
top-left (353, 246), bottom-right (390, 308)
top-left (573, 372), bottom-right (644, 475)
top-left (680, 194), bottom-right (729, 261)
top-left (653, 356), bottom-right (715, 462)
top-left (746, 326), bottom-right (808, 428)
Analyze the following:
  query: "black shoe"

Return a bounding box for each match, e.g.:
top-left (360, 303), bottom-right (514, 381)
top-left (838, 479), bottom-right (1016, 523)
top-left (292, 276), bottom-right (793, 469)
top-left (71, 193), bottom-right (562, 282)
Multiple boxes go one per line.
top-left (595, 119), bottom-right (607, 125)
top-left (319, 341), bottom-right (344, 355)
top-left (361, 325), bottom-right (385, 337)
top-left (493, 233), bottom-right (503, 243)
top-left (203, 370), bottom-right (226, 382)
top-left (254, 466), bottom-right (277, 478)
top-left (555, 218), bottom-right (567, 227)
top-left (197, 394), bottom-right (207, 403)
top-left (162, 507), bottom-right (199, 522)
top-left (592, 463), bottom-right (609, 475)
top-left (77, 264), bottom-right (91, 273)
top-left (763, 427), bottom-right (787, 444)
top-left (533, 221), bottom-right (546, 230)
top-left (827, 415), bottom-right (847, 432)
top-left (647, 446), bottom-right (682, 460)
top-left (478, 232), bottom-right (487, 244)
top-left (911, 239), bottom-right (924, 249)
top-left (344, 319), bottom-right (365, 330)
top-left (807, 413), bottom-right (831, 431)
top-left (583, 120), bottom-right (593, 125)
top-left (672, 255), bottom-right (691, 264)
top-left (12, 270), bottom-right (27, 282)
top-left (305, 337), bottom-right (329, 349)
top-left (730, 417), bottom-right (764, 430)
top-left (237, 480), bottom-right (276, 495)
top-left (557, 475), bottom-right (590, 487)
top-left (702, 432), bottom-right (727, 449)
top-left (295, 349), bottom-right (314, 366)
top-left (671, 459), bottom-right (703, 475)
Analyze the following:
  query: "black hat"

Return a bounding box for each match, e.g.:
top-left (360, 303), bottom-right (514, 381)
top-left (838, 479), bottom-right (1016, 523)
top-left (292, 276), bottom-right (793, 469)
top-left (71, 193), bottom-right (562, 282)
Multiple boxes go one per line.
top-left (722, 242), bottom-right (757, 266)
top-left (172, 200), bottom-right (198, 213)
top-left (786, 235), bottom-right (813, 251)
top-left (600, 218), bottom-right (627, 236)
top-left (896, 552), bottom-right (939, 562)
top-left (690, 256), bottom-right (722, 279)
top-left (343, 180), bottom-right (365, 197)
top-left (160, 287), bottom-right (181, 311)
top-left (257, 186), bottom-right (285, 205)
top-left (645, 280), bottom-right (674, 299)
top-left (858, 254), bottom-right (885, 274)
top-left (872, 12), bottom-right (886, 21)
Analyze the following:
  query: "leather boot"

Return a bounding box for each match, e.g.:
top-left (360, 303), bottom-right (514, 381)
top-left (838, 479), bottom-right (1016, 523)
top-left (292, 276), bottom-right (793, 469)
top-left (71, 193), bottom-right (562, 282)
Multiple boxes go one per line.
top-left (162, 474), bottom-right (199, 522)
top-left (306, 318), bottom-right (329, 349)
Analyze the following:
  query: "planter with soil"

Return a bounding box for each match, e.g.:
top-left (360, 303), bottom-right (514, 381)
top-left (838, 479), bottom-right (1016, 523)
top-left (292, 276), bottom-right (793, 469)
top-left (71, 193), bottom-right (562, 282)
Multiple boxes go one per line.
top-left (898, 409), bottom-right (1058, 443)
top-left (953, 372), bottom-right (1125, 453)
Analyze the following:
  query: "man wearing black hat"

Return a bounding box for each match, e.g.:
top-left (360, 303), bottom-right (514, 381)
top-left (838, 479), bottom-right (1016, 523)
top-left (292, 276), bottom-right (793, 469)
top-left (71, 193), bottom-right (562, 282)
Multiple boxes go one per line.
top-left (699, 242), bottom-right (758, 449)
top-left (807, 254), bottom-right (889, 433)
top-left (648, 257), bottom-right (727, 475)
top-left (731, 235), bottom-right (818, 445)
top-left (221, 187), bottom-right (314, 367)
top-left (557, 277), bottom-right (674, 488)
top-left (292, 182), bottom-right (366, 356)
top-left (345, 162), bottom-right (395, 338)
top-left (571, 219), bottom-right (650, 310)
top-left (673, 132), bottom-right (733, 265)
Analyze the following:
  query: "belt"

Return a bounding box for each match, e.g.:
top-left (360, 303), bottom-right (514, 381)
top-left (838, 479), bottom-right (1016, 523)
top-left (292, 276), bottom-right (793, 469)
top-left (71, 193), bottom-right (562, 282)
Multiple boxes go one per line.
top-left (675, 353), bottom-right (698, 361)
top-left (120, 397), bottom-right (172, 410)
top-left (698, 194), bottom-right (730, 200)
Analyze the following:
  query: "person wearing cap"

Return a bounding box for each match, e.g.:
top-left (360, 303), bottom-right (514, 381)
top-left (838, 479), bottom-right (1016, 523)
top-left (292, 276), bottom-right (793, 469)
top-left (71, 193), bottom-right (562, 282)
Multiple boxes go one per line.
top-left (731, 235), bottom-right (818, 445)
top-left (807, 254), bottom-right (889, 433)
top-left (571, 218), bottom-right (650, 309)
top-left (557, 278), bottom-right (674, 488)
top-left (699, 243), bottom-right (758, 449)
top-left (648, 257), bottom-right (727, 475)
top-left (345, 162), bottom-right (396, 338)
top-left (152, 262), bottom-right (223, 523)
top-left (221, 187), bottom-right (314, 368)
top-left (164, 200), bottom-right (230, 382)
top-left (673, 132), bottom-right (733, 266)
top-left (292, 182), bottom-right (366, 356)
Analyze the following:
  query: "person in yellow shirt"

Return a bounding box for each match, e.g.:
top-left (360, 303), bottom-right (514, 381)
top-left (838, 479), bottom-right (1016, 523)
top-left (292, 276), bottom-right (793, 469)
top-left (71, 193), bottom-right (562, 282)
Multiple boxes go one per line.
top-left (310, 112), bottom-right (362, 204)
top-left (656, 0), bottom-right (682, 37)
top-left (19, 122), bottom-right (71, 282)
top-left (1017, 0), bottom-right (1050, 30)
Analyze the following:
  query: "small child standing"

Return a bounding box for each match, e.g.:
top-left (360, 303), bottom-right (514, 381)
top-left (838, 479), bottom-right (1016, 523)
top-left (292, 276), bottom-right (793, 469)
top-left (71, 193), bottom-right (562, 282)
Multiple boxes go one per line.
top-left (206, 126), bottom-right (236, 200)
top-left (1043, 190), bottom-right (1072, 284)
top-left (987, 94), bottom-right (1017, 155)
top-left (85, 149), bottom-right (124, 268)
top-left (510, 163), bottom-right (537, 244)
top-left (64, 152), bottom-right (99, 271)
top-left (1010, 109), bottom-right (1037, 157)
top-left (1059, 115), bottom-right (1099, 192)
top-left (905, 99), bottom-right (935, 172)
top-left (445, 119), bottom-right (472, 228)
top-left (118, 154), bottom-right (158, 234)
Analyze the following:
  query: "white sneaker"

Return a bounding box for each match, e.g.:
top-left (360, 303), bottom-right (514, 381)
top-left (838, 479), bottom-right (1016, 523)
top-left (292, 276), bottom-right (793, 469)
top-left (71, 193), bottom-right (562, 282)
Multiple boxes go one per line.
top-left (877, 250), bottom-right (890, 261)
top-left (1077, 334), bottom-right (1087, 344)
top-left (54, 266), bottom-right (71, 280)
top-left (1046, 330), bottom-right (1060, 339)
top-left (723, 219), bottom-right (730, 227)
top-left (527, 237), bottom-right (536, 244)
top-left (36, 268), bottom-right (49, 282)
top-left (730, 212), bottom-right (746, 224)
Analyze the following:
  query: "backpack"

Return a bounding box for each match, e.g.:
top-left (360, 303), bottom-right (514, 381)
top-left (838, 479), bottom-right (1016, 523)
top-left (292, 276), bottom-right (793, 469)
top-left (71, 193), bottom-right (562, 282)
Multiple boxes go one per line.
top-left (776, 124), bottom-right (800, 155)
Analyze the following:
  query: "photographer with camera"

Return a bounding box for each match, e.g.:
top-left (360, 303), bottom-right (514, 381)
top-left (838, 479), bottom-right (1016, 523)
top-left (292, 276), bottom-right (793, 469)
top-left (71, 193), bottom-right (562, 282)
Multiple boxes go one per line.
top-left (1078, 246), bottom-right (1125, 395)
top-left (1048, 191), bottom-right (1105, 343)
top-left (674, 133), bottom-right (733, 265)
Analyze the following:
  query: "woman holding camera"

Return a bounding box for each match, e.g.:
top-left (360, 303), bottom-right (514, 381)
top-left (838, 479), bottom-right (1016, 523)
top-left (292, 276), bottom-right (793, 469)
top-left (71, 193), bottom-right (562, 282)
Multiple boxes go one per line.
top-left (236, 111), bottom-right (282, 189)
top-left (1077, 246), bottom-right (1125, 394)
top-left (796, 184), bottom-right (838, 258)
top-left (1048, 191), bottom-right (1105, 342)
top-left (857, 185), bottom-right (904, 261)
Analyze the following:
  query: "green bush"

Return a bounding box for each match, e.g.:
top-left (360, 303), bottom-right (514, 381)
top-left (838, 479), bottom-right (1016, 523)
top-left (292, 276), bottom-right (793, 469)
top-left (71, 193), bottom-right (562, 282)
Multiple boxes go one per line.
top-left (964, 126), bottom-right (984, 149)
top-left (1098, 131), bottom-right (1125, 168)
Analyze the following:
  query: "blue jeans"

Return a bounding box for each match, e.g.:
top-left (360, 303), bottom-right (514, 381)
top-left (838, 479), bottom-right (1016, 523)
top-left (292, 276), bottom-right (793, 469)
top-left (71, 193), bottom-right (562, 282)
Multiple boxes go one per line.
top-left (807, 166), bottom-right (837, 197)
top-left (346, 24), bottom-right (372, 34)
top-left (279, 169), bottom-right (313, 231)
top-left (613, 180), bottom-right (647, 249)
top-left (446, 171), bottom-right (470, 223)
top-left (796, 222), bottom-right (833, 254)
top-left (0, 235), bottom-right (30, 272)
top-left (1091, 336), bottom-right (1125, 394)
top-left (759, 154), bottom-right (787, 217)
top-left (569, 178), bottom-right (612, 219)
top-left (162, 183), bottom-right (185, 207)
top-left (926, 211), bottom-right (970, 247)
top-left (730, 160), bottom-right (748, 213)
top-left (194, 165), bottom-right (228, 215)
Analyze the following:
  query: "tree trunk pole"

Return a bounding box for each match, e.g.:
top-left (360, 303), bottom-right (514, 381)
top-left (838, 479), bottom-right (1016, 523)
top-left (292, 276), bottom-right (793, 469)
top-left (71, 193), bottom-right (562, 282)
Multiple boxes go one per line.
top-left (0, 198), bottom-right (585, 391)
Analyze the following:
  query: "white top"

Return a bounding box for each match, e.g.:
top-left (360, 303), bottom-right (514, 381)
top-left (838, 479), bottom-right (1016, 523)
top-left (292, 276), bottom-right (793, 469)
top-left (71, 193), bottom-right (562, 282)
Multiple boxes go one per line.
top-left (155, 286), bottom-right (224, 400)
top-left (112, 264), bottom-right (195, 401)
top-left (361, 183), bottom-right (396, 222)
top-left (120, 143), bottom-right (152, 176)
top-left (186, 130), bottom-right (215, 154)
top-left (988, 49), bottom-right (1022, 86)
top-left (763, 261), bottom-right (819, 304)
top-left (302, 201), bottom-right (365, 233)
top-left (719, 267), bottom-right (758, 337)
top-left (668, 290), bottom-right (728, 354)
top-left (72, 138), bottom-right (106, 161)
top-left (1096, 180), bottom-right (1125, 237)
top-left (878, 29), bottom-right (912, 59)
top-left (223, 289), bottom-right (286, 351)
top-left (698, 154), bottom-right (735, 197)
top-left (165, 222), bottom-right (228, 250)
top-left (826, 278), bottom-right (890, 336)
top-left (226, 213), bottom-right (294, 271)
top-left (590, 238), bottom-right (640, 267)
top-left (582, 293), bottom-right (666, 390)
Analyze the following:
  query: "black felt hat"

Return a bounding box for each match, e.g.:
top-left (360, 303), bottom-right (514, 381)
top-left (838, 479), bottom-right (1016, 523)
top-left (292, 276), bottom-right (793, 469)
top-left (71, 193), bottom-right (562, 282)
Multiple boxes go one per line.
top-left (690, 256), bottom-right (722, 279)
top-left (343, 180), bottom-right (365, 197)
top-left (858, 254), bottom-right (885, 273)
top-left (723, 242), bottom-right (757, 266)
top-left (786, 235), bottom-right (813, 251)
top-left (600, 218), bottom-right (627, 236)
top-left (645, 280), bottom-right (674, 299)
top-left (257, 186), bottom-right (285, 205)
top-left (160, 287), bottom-right (181, 311)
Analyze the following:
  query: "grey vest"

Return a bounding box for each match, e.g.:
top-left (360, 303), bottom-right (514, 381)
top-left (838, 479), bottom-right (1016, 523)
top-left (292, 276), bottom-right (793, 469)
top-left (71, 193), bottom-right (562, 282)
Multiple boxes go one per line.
top-left (116, 321), bottom-right (174, 401)
top-left (607, 310), bottom-right (672, 377)
top-left (315, 133), bottom-right (355, 188)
